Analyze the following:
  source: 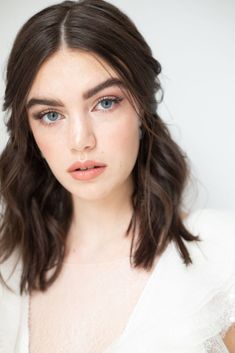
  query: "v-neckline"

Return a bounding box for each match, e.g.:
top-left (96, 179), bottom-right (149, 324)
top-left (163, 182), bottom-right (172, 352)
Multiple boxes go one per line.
top-left (101, 241), bottom-right (173, 353)
top-left (25, 241), bottom-right (172, 353)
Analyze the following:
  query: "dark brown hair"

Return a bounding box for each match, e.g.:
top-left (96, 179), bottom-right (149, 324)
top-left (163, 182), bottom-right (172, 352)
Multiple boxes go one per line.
top-left (0, 0), bottom-right (200, 295)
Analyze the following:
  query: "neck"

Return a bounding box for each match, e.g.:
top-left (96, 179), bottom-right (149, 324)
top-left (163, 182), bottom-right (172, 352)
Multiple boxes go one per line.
top-left (64, 179), bottom-right (136, 263)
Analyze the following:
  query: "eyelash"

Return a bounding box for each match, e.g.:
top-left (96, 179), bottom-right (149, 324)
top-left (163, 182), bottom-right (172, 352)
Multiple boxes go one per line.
top-left (32, 95), bottom-right (123, 126)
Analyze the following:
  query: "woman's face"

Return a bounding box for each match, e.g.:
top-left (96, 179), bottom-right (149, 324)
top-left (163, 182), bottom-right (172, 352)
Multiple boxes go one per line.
top-left (26, 48), bottom-right (141, 201)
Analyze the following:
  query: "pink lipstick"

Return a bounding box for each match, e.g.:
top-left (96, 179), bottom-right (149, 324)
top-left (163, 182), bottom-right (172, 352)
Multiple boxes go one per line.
top-left (67, 160), bottom-right (107, 181)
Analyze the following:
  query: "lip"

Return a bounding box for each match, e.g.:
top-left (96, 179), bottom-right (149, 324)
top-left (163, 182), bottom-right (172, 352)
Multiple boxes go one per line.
top-left (69, 166), bottom-right (106, 181)
top-left (67, 160), bottom-right (107, 172)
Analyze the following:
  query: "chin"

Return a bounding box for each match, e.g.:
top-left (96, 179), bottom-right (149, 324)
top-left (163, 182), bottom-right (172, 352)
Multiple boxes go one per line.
top-left (69, 184), bottom-right (114, 200)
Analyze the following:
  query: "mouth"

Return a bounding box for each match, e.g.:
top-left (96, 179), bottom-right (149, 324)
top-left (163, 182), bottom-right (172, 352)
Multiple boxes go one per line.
top-left (75, 166), bottom-right (102, 171)
top-left (69, 165), bottom-right (106, 181)
top-left (67, 160), bottom-right (106, 173)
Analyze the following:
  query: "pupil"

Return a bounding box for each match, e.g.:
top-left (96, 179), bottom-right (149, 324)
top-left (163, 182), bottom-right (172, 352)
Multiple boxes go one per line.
top-left (101, 99), bottom-right (112, 109)
top-left (48, 112), bottom-right (58, 121)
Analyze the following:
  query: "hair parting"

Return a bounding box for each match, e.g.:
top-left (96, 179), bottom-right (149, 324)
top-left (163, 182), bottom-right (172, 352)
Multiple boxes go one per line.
top-left (0, 0), bottom-right (200, 295)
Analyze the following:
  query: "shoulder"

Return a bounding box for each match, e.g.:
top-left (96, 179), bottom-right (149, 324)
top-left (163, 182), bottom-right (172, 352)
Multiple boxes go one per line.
top-left (183, 207), bottom-right (235, 240)
top-left (159, 209), bottom-right (235, 351)
top-left (181, 208), bottom-right (235, 288)
top-left (0, 248), bottom-right (23, 297)
top-left (182, 209), bottom-right (235, 349)
top-left (183, 208), bottom-right (235, 267)
top-left (0, 249), bottom-right (24, 352)
top-left (135, 209), bottom-right (235, 351)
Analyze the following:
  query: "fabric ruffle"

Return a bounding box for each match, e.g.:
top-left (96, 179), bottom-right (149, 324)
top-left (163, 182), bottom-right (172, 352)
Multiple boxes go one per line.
top-left (176, 209), bottom-right (235, 352)
top-left (109, 208), bottom-right (235, 353)
top-left (1, 208), bottom-right (235, 353)
top-left (187, 270), bottom-right (235, 353)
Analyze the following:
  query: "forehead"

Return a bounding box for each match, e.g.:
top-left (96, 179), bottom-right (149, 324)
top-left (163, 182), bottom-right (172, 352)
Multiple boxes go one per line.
top-left (28, 48), bottom-right (119, 97)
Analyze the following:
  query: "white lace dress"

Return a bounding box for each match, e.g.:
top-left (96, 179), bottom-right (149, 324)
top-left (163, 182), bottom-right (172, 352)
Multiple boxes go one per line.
top-left (0, 208), bottom-right (235, 353)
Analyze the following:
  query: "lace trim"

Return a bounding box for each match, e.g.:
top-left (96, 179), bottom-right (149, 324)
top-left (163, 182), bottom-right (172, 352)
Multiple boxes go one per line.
top-left (203, 276), bottom-right (235, 353)
top-left (204, 335), bottom-right (230, 353)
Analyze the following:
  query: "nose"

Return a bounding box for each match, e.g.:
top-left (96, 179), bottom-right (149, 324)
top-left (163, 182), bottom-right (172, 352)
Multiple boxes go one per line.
top-left (68, 115), bottom-right (96, 153)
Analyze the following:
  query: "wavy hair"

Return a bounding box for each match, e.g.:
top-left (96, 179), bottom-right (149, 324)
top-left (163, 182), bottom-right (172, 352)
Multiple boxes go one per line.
top-left (0, 0), bottom-right (200, 295)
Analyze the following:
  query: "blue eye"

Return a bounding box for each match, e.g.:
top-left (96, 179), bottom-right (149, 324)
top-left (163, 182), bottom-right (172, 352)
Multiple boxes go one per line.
top-left (95, 97), bottom-right (123, 112)
top-left (100, 99), bottom-right (114, 109)
top-left (44, 111), bottom-right (60, 122)
top-left (33, 110), bottom-right (63, 126)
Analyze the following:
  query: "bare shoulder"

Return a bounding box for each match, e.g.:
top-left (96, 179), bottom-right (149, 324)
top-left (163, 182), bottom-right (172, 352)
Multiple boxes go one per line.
top-left (223, 325), bottom-right (235, 353)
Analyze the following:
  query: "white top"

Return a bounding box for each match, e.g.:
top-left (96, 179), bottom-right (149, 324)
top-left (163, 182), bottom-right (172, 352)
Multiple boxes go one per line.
top-left (0, 208), bottom-right (235, 353)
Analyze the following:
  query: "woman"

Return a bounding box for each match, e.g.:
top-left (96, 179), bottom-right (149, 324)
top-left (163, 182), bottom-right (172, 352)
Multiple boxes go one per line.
top-left (0, 0), bottom-right (234, 352)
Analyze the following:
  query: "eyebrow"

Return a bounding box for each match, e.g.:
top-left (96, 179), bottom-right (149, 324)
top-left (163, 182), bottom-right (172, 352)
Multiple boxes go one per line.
top-left (26, 78), bottom-right (125, 110)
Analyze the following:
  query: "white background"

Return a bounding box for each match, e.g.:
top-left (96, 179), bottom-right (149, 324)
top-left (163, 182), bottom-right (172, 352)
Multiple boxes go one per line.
top-left (0, 0), bottom-right (234, 212)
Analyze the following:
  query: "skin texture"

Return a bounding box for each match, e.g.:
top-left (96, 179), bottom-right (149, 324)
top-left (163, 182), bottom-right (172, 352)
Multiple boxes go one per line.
top-left (25, 48), bottom-right (235, 350)
top-left (26, 48), bottom-right (141, 262)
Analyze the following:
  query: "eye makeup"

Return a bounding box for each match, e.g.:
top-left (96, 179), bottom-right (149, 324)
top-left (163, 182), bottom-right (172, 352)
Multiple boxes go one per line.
top-left (30, 95), bottom-right (124, 127)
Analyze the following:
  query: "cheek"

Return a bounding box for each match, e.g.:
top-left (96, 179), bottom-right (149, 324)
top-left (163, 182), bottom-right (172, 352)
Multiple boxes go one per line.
top-left (105, 117), bottom-right (140, 168)
top-left (30, 125), bottom-right (64, 159)
top-left (121, 115), bottom-right (140, 151)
